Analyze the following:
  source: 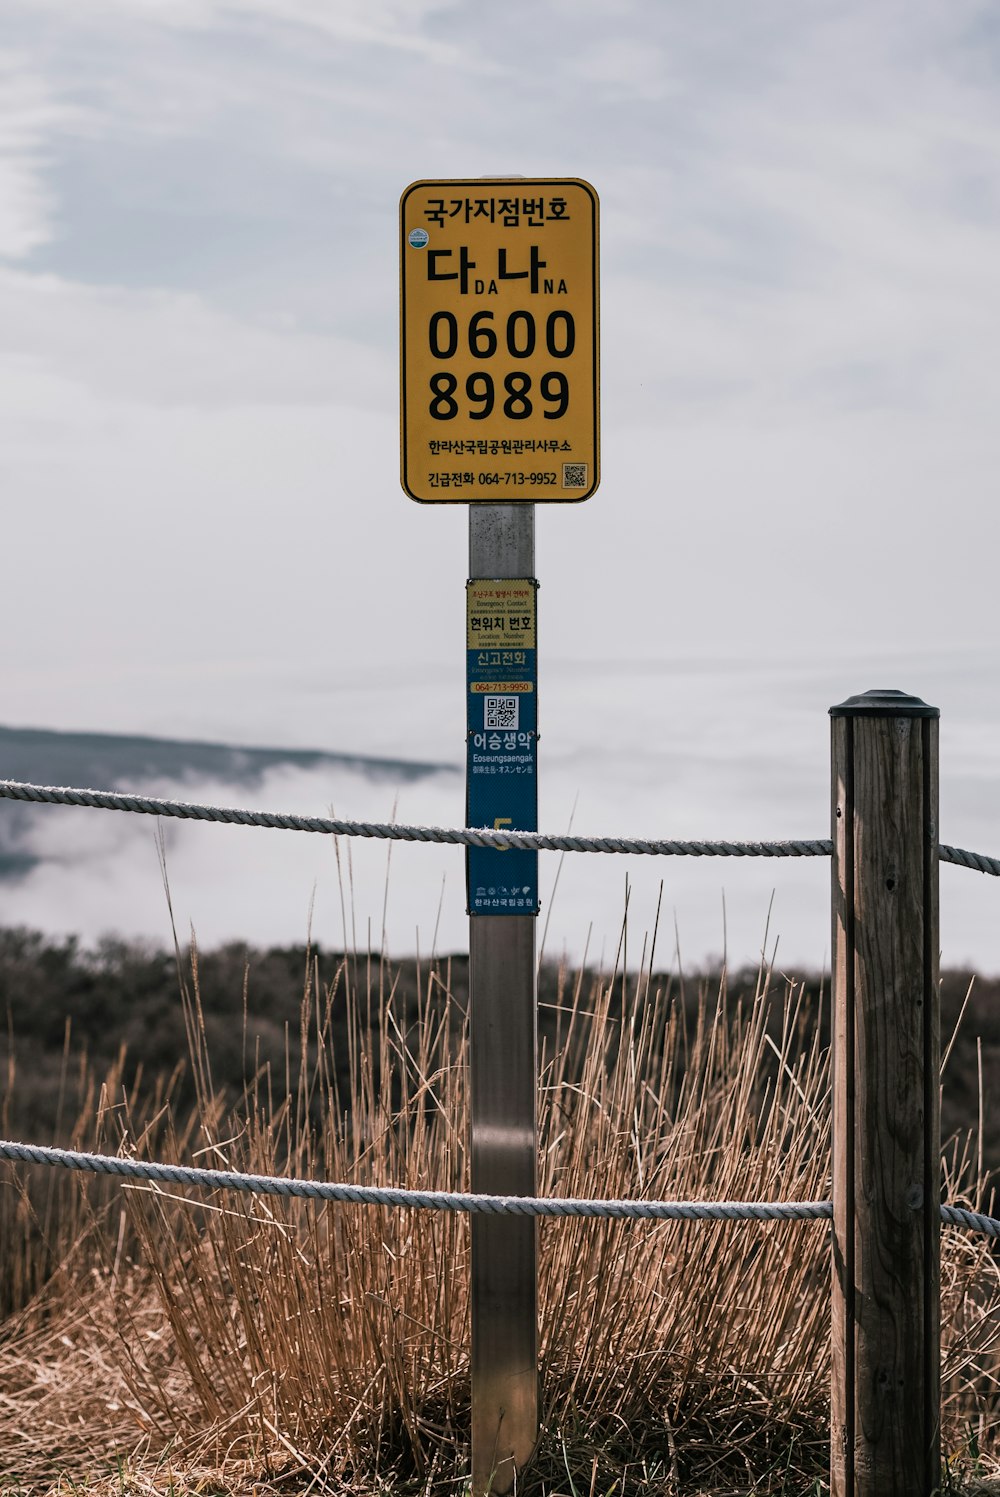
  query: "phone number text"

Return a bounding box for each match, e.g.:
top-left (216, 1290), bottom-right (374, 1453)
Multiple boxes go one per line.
top-left (428, 471), bottom-right (557, 490)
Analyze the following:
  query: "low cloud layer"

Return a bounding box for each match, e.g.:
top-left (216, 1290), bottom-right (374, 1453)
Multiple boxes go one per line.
top-left (2, 1), bottom-right (998, 968)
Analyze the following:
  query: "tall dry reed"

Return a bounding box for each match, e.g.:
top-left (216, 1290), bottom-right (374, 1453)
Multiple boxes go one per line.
top-left (2, 936), bottom-right (1000, 1494)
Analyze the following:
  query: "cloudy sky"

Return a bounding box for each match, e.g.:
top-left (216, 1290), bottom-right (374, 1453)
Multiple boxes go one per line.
top-left (3, 1), bottom-right (1000, 969)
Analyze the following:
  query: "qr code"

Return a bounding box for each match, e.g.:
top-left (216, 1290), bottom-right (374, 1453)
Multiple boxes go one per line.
top-left (484, 695), bottom-right (519, 730)
top-left (562, 462), bottom-right (588, 489)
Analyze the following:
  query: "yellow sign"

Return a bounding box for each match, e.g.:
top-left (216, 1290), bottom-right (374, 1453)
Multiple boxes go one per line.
top-left (401, 178), bottom-right (599, 504)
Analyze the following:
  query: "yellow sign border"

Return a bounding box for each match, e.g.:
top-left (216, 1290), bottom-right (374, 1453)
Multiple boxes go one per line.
top-left (400, 177), bottom-right (600, 505)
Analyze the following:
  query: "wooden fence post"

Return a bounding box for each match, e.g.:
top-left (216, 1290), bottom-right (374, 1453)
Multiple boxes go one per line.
top-left (830, 688), bottom-right (941, 1497)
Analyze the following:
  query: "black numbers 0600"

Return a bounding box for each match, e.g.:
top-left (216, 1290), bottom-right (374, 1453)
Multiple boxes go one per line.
top-left (427, 309), bottom-right (573, 421)
top-left (429, 309), bottom-right (575, 361)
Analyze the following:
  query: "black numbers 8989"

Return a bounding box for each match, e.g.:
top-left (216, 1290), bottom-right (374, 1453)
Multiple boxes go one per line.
top-left (429, 369), bottom-right (567, 420)
top-left (427, 310), bottom-right (573, 422)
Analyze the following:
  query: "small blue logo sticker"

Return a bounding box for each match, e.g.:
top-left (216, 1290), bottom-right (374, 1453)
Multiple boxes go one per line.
top-left (408, 227), bottom-right (429, 249)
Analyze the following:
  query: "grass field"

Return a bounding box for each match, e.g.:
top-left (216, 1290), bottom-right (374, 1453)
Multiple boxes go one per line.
top-left (2, 925), bottom-right (1000, 1495)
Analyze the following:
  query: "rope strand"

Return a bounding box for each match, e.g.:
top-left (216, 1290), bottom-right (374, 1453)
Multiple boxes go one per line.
top-left (2, 778), bottom-right (996, 872)
top-left (3, 1139), bottom-right (998, 1237)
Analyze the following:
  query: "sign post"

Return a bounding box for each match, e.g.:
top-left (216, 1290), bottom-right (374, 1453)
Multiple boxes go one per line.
top-left (468, 506), bottom-right (538, 1495)
top-left (401, 177), bottom-right (599, 1494)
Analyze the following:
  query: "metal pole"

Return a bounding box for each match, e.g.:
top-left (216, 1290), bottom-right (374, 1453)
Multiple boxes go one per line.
top-left (469, 504), bottom-right (539, 1495)
top-left (830, 688), bottom-right (941, 1497)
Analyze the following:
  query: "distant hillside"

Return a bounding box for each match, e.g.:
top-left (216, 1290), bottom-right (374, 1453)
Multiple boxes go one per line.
top-left (0, 723), bottom-right (457, 880)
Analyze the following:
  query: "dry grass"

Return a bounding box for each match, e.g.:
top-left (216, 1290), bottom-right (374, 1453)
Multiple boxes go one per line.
top-left (2, 929), bottom-right (1000, 1494)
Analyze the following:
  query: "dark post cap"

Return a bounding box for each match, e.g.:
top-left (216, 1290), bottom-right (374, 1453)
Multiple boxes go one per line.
top-left (829, 688), bottom-right (939, 719)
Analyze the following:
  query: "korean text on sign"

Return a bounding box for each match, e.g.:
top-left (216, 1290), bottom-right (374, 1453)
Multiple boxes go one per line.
top-left (466, 579), bottom-right (539, 915)
top-left (400, 177), bottom-right (599, 504)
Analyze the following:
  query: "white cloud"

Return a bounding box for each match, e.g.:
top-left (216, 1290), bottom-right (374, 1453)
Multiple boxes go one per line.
top-left (0, 51), bottom-right (76, 259)
top-left (16, 0), bottom-right (467, 60)
top-left (0, 267), bottom-right (392, 408)
top-left (232, 0), bottom-right (464, 60)
top-left (569, 38), bottom-right (674, 102)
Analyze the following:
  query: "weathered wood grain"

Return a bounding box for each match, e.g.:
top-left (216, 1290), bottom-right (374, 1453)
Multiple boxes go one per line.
top-left (830, 694), bottom-right (940, 1497)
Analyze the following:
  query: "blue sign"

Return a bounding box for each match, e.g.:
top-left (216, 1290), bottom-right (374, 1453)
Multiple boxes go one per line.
top-left (466, 579), bottom-right (538, 915)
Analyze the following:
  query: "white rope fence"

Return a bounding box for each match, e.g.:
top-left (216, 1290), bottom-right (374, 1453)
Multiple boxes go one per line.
top-left (1, 1139), bottom-right (998, 1239)
top-left (1, 779), bottom-right (998, 873)
top-left (2, 779), bottom-right (998, 1238)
